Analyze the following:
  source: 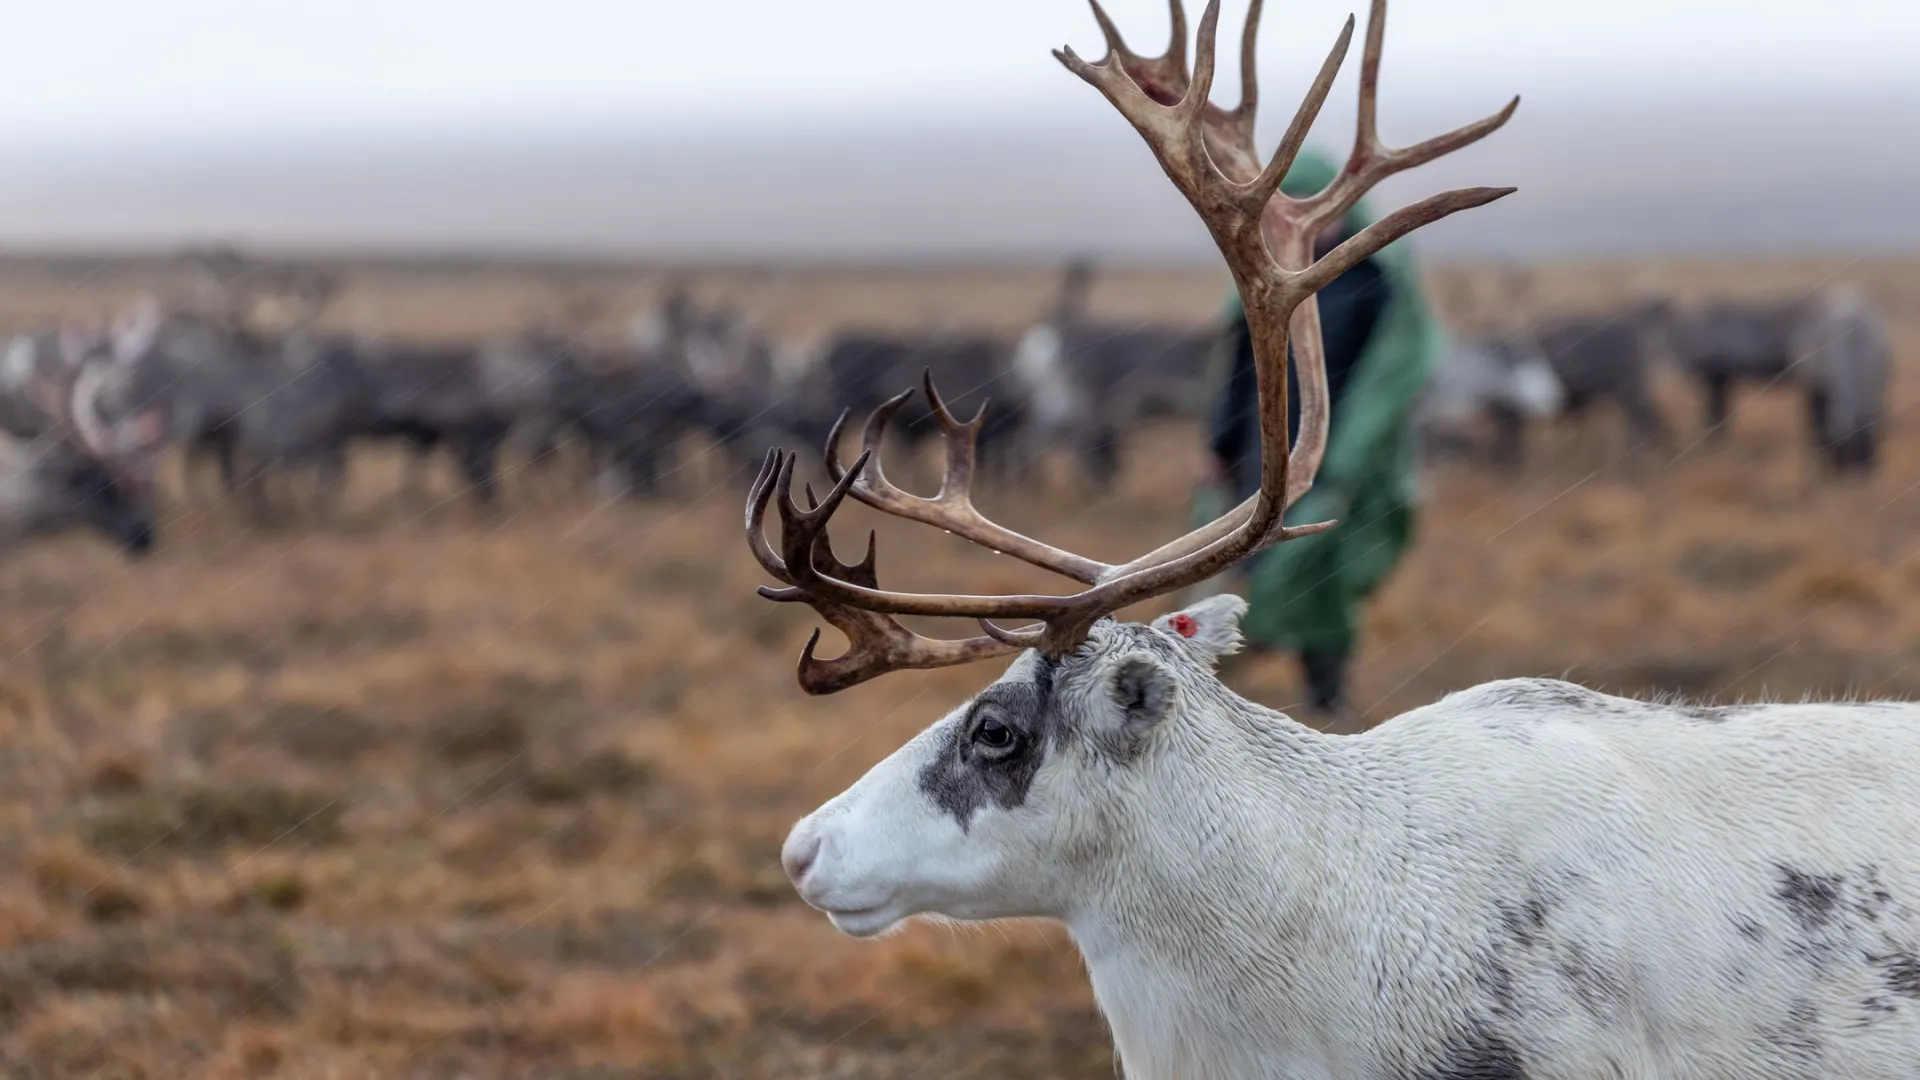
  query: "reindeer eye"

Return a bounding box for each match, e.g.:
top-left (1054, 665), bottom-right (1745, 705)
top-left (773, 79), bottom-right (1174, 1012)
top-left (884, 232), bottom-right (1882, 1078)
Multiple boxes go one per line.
top-left (973, 715), bottom-right (1015, 751)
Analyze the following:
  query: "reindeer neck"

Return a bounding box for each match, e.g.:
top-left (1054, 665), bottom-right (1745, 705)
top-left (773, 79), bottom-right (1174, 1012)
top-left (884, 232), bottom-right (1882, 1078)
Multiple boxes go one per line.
top-left (1067, 695), bottom-right (1389, 1080)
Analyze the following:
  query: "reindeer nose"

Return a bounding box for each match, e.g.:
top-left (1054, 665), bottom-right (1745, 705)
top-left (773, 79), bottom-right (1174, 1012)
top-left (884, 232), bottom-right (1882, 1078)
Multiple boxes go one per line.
top-left (782, 830), bottom-right (822, 887)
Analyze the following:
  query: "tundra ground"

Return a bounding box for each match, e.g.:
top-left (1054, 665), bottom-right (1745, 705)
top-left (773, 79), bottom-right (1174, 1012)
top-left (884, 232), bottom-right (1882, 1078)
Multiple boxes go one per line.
top-left (0, 257), bottom-right (1915, 1078)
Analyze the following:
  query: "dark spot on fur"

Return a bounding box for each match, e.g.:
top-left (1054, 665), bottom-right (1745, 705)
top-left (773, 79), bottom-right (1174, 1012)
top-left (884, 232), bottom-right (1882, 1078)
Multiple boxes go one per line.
top-left (917, 660), bottom-right (1055, 829)
top-left (1854, 867), bottom-right (1894, 922)
top-left (1763, 998), bottom-right (1822, 1059)
top-left (1413, 1026), bottom-right (1528, 1080)
top-left (1787, 936), bottom-right (1847, 975)
top-left (1030, 654), bottom-right (1055, 701)
top-left (1872, 951), bottom-right (1920, 999)
top-left (1496, 897), bottom-right (1550, 949)
top-left (1775, 866), bottom-right (1845, 931)
top-left (1523, 898), bottom-right (1548, 932)
top-left (1555, 941), bottom-right (1629, 1018)
top-left (1475, 955), bottom-right (1518, 1018)
top-left (1482, 715), bottom-right (1537, 744)
top-left (1735, 916), bottom-right (1765, 942)
top-left (1859, 995), bottom-right (1898, 1024)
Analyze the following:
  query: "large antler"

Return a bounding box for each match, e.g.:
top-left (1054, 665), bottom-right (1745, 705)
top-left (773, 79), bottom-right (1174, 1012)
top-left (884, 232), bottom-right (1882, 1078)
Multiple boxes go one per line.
top-left (747, 0), bottom-right (1517, 694)
top-left (747, 450), bottom-right (1017, 695)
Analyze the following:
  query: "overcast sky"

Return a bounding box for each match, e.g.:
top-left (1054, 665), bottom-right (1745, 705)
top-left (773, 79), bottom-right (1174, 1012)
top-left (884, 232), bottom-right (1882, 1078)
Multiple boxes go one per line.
top-left (5, 1), bottom-right (1916, 259)
top-left (7, 0), bottom-right (1916, 143)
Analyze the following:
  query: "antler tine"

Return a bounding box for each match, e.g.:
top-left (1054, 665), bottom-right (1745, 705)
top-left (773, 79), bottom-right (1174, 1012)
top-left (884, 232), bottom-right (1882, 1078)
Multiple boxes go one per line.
top-left (816, 525), bottom-right (880, 591)
top-left (822, 385), bottom-right (913, 487)
top-left (746, 450), bottom-right (1021, 695)
top-left (795, 612), bottom-right (1018, 696)
top-left (1297, 185), bottom-right (1516, 297)
top-left (1248, 16), bottom-right (1354, 220)
top-left (1181, 0), bottom-right (1223, 120)
top-left (1088, 0), bottom-right (1130, 59)
top-left (823, 376), bottom-right (1113, 586)
top-left (822, 410), bottom-right (853, 484)
top-left (1219, 0), bottom-right (1264, 147)
top-left (1353, 0), bottom-right (1389, 153)
top-left (918, 368), bottom-right (988, 499)
top-left (1166, 0), bottom-right (1189, 70)
top-left (762, 442), bottom-right (1071, 620)
top-left (979, 618), bottom-right (1046, 650)
top-left (1307, 0), bottom-right (1520, 234)
top-left (1084, 0), bottom-right (1192, 107)
top-left (746, 449), bottom-right (798, 585)
top-left (772, 449), bottom-right (861, 596)
top-left (796, 479), bottom-right (882, 590)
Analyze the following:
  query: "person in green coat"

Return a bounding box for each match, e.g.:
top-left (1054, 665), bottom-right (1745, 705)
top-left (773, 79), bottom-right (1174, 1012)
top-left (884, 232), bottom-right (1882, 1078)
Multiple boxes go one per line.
top-left (1197, 148), bottom-right (1444, 721)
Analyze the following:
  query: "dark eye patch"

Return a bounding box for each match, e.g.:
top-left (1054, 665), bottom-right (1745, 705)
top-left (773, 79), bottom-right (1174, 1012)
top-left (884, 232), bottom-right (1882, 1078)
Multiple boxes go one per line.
top-left (917, 660), bottom-right (1057, 829)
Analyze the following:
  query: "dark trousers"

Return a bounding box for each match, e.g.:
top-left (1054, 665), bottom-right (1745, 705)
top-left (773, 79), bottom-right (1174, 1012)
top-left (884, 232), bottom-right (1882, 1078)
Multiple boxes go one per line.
top-left (1300, 646), bottom-right (1350, 713)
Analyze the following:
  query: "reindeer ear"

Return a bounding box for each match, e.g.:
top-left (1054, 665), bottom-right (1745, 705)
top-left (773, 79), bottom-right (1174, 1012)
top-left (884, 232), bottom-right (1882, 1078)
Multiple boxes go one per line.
top-left (1109, 653), bottom-right (1176, 744)
top-left (1151, 593), bottom-right (1248, 666)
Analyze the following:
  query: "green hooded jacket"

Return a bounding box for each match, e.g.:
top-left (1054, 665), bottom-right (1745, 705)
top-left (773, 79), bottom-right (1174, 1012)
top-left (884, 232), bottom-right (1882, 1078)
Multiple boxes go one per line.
top-left (1194, 149), bottom-right (1445, 652)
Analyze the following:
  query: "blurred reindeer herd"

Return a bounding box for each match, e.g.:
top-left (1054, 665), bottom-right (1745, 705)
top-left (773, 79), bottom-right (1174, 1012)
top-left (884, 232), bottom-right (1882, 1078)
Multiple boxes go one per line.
top-left (1429, 270), bottom-right (1893, 474)
top-left (0, 248), bottom-right (1894, 559)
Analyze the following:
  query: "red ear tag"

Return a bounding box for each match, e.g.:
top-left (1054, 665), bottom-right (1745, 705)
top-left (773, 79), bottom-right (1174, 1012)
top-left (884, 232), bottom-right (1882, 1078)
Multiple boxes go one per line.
top-left (1170, 614), bottom-right (1198, 638)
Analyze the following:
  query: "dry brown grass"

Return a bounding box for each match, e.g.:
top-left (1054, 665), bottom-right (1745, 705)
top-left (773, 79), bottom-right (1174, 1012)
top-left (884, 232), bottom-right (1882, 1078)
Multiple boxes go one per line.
top-left (0, 257), bottom-right (1915, 1077)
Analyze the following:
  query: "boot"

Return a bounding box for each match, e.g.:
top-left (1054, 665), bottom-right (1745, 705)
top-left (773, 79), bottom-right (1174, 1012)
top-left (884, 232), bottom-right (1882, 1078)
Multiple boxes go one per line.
top-left (1299, 646), bottom-right (1352, 720)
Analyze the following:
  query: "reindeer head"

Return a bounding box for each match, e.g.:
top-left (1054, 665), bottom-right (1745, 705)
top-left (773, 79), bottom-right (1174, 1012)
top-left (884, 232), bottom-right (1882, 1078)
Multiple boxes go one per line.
top-left (21, 355), bottom-right (166, 557)
top-left (782, 594), bottom-right (1253, 936)
top-left (752, 0), bottom-right (1516, 936)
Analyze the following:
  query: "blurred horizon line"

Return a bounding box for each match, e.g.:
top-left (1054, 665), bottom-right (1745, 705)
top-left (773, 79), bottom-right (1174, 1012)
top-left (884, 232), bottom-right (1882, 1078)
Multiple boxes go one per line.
top-left (7, 74), bottom-right (1913, 154)
top-left (1, 246), bottom-right (1909, 277)
top-left (5, 82), bottom-right (1917, 262)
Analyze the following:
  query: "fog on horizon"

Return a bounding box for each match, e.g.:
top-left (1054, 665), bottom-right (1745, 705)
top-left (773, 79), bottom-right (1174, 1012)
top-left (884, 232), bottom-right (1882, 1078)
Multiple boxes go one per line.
top-left (4, 0), bottom-right (1918, 262)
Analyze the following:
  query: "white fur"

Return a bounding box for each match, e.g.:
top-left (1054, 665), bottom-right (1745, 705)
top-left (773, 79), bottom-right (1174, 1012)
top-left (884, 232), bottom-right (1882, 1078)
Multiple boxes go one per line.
top-left (772, 338), bottom-right (823, 385)
top-left (1508, 355), bottom-right (1566, 417)
top-left (1, 337), bottom-right (35, 390)
top-left (784, 596), bottom-right (1920, 1079)
top-left (1421, 339), bottom-right (1566, 426)
top-left (111, 295), bottom-right (163, 365)
top-left (1815, 283), bottom-right (1872, 321)
top-left (1011, 322), bottom-right (1080, 430)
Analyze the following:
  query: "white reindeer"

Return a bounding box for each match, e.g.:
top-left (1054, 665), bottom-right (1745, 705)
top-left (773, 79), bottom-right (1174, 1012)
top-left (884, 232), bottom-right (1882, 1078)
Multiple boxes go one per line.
top-left (1793, 283), bottom-right (1891, 474)
top-left (745, 2), bottom-right (1920, 1078)
top-left (1415, 335), bottom-right (1566, 468)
